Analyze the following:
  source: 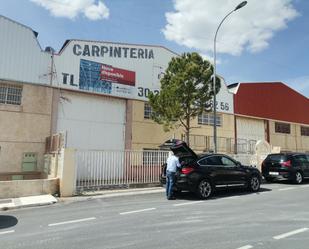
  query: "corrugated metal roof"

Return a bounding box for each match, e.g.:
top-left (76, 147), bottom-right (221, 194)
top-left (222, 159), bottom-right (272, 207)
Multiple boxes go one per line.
top-left (234, 82), bottom-right (309, 125)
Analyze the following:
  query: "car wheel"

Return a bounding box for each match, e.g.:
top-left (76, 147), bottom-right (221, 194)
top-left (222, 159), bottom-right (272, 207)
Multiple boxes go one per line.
top-left (248, 175), bottom-right (261, 192)
top-left (196, 179), bottom-right (213, 199)
top-left (294, 171), bottom-right (303, 184)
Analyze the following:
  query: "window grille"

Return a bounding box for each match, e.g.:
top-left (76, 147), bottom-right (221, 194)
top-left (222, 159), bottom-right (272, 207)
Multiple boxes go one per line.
top-left (144, 102), bottom-right (153, 119)
top-left (198, 112), bottom-right (222, 126)
top-left (0, 83), bottom-right (22, 105)
top-left (275, 122), bottom-right (290, 134)
top-left (301, 126), bottom-right (309, 136)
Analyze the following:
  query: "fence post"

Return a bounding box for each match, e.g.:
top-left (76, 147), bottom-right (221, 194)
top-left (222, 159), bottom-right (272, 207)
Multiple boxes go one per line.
top-left (59, 148), bottom-right (76, 197)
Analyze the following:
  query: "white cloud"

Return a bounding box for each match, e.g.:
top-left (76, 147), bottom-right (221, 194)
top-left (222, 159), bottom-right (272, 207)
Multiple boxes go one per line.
top-left (30, 0), bottom-right (110, 20)
top-left (163, 0), bottom-right (299, 56)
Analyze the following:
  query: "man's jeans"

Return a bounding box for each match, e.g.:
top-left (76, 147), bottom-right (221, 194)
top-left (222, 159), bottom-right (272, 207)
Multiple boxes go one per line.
top-left (166, 170), bottom-right (176, 199)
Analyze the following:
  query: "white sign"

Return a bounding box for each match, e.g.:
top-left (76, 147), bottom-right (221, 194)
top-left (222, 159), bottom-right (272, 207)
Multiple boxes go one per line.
top-left (53, 40), bottom-right (233, 113)
top-left (53, 40), bottom-right (176, 101)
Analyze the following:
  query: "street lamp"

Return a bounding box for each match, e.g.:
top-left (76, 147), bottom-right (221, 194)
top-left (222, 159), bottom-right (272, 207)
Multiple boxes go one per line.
top-left (212, 1), bottom-right (247, 153)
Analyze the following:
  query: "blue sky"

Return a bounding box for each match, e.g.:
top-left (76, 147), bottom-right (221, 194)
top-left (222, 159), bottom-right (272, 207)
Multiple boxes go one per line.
top-left (1, 0), bottom-right (308, 97)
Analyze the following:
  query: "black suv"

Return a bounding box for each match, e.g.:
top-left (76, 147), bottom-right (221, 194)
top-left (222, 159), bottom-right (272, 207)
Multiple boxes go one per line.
top-left (160, 139), bottom-right (262, 199)
top-left (262, 153), bottom-right (309, 184)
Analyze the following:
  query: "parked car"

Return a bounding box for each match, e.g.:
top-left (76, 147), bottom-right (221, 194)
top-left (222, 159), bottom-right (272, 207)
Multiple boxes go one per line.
top-left (262, 153), bottom-right (309, 184)
top-left (160, 139), bottom-right (262, 199)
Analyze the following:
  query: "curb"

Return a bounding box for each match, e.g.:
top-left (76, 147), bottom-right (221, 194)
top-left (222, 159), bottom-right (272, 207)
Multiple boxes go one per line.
top-left (0, 195), bottom-right (58, 211)
top-left (59, 187), bottom-right (165, 203)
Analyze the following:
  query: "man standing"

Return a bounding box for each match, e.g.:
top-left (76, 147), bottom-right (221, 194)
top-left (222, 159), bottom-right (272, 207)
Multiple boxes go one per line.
top-left (166, 151), bottom-right (181, 200)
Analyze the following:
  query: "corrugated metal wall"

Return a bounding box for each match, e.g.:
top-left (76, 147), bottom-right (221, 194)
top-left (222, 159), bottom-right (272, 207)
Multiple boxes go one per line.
top-left (0, 15), bottom-right (50, 85)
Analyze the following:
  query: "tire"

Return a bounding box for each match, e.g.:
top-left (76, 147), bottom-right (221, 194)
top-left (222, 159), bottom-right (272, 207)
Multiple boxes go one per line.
top-left (248, 175), bottom-right (261, 192)
top-left (293, 171), bottom-right (303, 184)
top-left (196, 179), bottom-right (213, 199)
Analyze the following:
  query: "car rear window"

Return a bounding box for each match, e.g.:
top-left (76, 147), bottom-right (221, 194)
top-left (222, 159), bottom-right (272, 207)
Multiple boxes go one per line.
top-left (265, 154), bottom-right (287, 162)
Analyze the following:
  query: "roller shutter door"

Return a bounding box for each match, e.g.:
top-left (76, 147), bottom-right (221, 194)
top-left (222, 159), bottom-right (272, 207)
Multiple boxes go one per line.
top-left (57, 92), bottom-right (126, 150)
top-left (237, 117), bottom-right (265, 142)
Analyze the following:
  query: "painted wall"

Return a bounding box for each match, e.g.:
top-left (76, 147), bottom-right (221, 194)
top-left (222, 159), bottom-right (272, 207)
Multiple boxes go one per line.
top-left (269, 120), bottom-right (309, 152)
top-left (130, 100), bottom-right (234, 153)
top-left (53, 40), bottom-right (177, 101)
top-left (0, 82), bottom-right (53, 173)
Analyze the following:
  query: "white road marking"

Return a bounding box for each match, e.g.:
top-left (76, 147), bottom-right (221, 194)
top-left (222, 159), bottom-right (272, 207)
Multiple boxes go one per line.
top-left (273, 228), bottom-right (309, 240)
top-left (173, 201), bottom-right (204, 206)
top-left (236, 245), bottom-right (253, 249)
top-left (278, 187), bottom-right (296, 191)
top-left (300, 185), bottom-right (309, 188)
top-left (48, 217), bottom-right (96, 227)
top-left (120, 208), bottom-right (156, 215)
top-left (0, 230), bottom-right (15, 235)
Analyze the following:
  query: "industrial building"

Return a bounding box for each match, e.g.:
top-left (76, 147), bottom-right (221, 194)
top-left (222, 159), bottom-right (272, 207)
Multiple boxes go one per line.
top-left (0, 14), bottom-right (309, 179)
top-left (230, 82), bottom-right (309, 153)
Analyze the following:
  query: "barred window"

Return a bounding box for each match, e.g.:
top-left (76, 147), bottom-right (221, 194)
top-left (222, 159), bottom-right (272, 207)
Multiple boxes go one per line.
top-left (0, 83), bottom-right (22, 105)
top-left (144, 102), bottom-right (153, 119)
top-left (275, 122), bottom-right (290, 134)
top-left (301, 126), bottom-right (309, 136)
top-left (198, 113), bottom-right (222, 126)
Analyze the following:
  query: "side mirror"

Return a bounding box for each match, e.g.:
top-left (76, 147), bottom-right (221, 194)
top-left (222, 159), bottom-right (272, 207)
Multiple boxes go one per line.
top-left (236, 161), bottom-right (242, 167)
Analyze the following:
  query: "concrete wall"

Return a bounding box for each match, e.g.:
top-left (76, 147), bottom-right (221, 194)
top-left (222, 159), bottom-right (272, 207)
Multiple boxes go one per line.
top-left (0, 178), bottom-right (59, 198)
top-left (0, 81), bottom-right (53, 173)
top-left (130, 100), bottom-right (234, 152)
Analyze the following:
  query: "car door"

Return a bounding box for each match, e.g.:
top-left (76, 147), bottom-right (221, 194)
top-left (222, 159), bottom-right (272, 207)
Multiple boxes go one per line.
top-left (218, 156), bottom-right (247, 185)
top-left (198, 155), bottom-right (226, 185)
top-left (293, 155), bottom-right (308, 176)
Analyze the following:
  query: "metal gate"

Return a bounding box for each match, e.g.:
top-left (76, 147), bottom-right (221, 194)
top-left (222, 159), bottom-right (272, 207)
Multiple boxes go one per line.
top-left (75, 150), bottom-right (169, 192)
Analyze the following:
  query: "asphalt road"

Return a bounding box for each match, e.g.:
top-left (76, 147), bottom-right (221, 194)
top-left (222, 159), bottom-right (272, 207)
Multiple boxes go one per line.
top-left (1, 182), bottom-right (309, 249)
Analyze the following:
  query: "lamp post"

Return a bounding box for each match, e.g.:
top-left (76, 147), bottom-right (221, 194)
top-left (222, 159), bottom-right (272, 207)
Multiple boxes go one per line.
top-left (212, 1), bottom-right (247, 153)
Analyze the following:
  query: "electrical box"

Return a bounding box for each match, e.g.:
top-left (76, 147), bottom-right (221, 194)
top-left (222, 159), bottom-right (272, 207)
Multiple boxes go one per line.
top-left (22, 153), bottom-right (37, 172)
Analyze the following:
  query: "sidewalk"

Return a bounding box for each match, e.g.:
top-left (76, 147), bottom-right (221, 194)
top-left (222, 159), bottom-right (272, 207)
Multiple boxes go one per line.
top-left (59, 187), bottom-right (165, 203)
top-left (0, 187), bottom-right (165, 211)
top-left (0, 195), bottom-right (57, 211)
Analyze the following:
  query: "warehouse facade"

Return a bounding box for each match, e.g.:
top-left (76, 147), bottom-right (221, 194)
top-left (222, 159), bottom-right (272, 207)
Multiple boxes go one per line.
top-left (1, 15), bottom-right (309, 179)
top-left (230, 82), bottom-right (309, 153)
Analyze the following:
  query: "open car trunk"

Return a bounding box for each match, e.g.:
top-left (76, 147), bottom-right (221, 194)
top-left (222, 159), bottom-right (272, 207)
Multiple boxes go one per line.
top-left (160, 139), bottom-right (198, 181)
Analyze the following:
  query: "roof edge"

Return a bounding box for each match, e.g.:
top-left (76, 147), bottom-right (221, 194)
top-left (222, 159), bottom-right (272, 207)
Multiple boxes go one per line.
top-left (58, 39), bottom-right (179, 56)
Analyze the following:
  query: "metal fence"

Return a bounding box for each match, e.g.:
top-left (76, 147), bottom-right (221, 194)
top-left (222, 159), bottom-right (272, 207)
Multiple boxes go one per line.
top-left (74, 148), bottom-right (260, 193)
top-left (182, 134), bottom-right (257, 154)
top-left (75, 150), bottom-right (169, 192)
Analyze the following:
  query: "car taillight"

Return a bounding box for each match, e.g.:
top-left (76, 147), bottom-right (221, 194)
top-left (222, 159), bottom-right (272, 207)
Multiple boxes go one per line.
top-left (181, 167), bottom-right (194, 174)
top-left (280, 160), bottom-right (291, 167)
